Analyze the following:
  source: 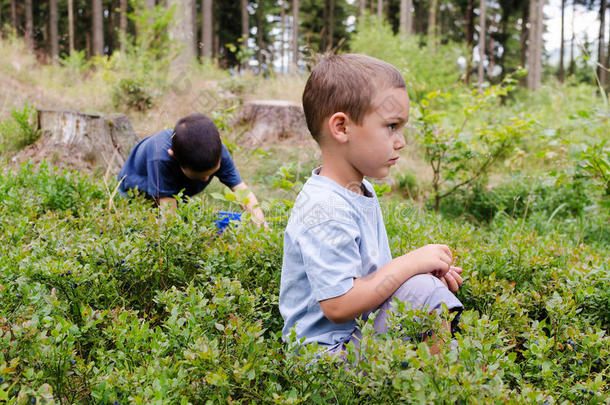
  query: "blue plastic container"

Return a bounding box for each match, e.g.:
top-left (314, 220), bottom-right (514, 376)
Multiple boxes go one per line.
top-left (216, 211), bottom-right (242, 233)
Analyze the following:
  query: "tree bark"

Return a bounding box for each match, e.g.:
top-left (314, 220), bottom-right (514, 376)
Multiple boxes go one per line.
top-left (527, 0), bottom-right (543, 90)
top-left (359, 0), bottom-right (366, 17)
top-left (146, 0), bottom-right (155, 9)
top-left (49, 0), bottom-right (59, 62)
top-left (292, 0), bottom-right (299, 70)
top-left (604, 7), bottom-right (610, 73)
top-left (558, 0), bottom-right (565, 82)
top-left (241, 0), bottom-right (249, 69)
top-left (241, 0), bottom-right (249, 44)
top-left (202, 0), bottom-right (213, 58)
top-left (377, 0), bottom-right (383, 19)
top-left (235, 101), bottom-right (308, 146)
top-left (328, 0), bottom-right (335, 49)
top-left (478, 0), bottom-right (486, 90)
top-left (257, 0), bottom-right (264, 72)
top-left (464, 0), bottom-right (475, 83)
top-left (400, 0), bottom-right (413, 35)
top-left (10, 0), bottom-right (17, 32)
top-left (120, 0), bottom-right (127, 53)
top-left (169, 0), bottom-right (196, 67)
top-left (68, 0), bottom-right (75, 54)
top-left (281, 1), bottom-right (286, 72)
top-left (15, 109), bottom-right (139, 176)
top-left (598, 0), bottom-right (607, 87)
top-left (428, 0), bottom-right (438, 48)
top-left (25, 0), bottom-right (33, 50)
top-left (568, 0), bottom-right (575, 76)
top-left (92, 0), bottom-right (104, 56)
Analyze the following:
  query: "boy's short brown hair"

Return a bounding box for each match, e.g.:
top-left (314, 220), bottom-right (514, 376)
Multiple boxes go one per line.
top-left (302, 53), bottom-right (406, 143)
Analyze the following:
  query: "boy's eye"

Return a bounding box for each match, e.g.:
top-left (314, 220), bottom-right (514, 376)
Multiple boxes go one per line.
top-left (387, 123), bottom-right (398, 131)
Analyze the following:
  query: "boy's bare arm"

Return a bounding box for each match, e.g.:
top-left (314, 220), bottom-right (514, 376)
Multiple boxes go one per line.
top-left (319, 244), bottom-right (453, 324)
top-left (231, 182), bottom-right (267, 227)
top-left (158, 197), bottom-right (177, 209)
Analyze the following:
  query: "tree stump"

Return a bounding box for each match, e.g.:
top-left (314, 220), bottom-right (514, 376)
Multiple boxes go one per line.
top-left (12, 109), bottom-right (138, 175)
top-left (234, 100), bottom-right (309, 145)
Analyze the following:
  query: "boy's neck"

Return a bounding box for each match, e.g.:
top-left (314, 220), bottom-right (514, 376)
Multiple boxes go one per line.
top-left (318, 150), bottom-right (364, 194)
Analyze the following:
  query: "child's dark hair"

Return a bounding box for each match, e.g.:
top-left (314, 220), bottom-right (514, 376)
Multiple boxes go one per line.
top-left (171, 113), bottom-right (222, 172)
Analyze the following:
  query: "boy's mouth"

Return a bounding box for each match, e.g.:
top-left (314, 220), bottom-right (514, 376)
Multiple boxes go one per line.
top-left (389, 157), bottom-right (400, 165)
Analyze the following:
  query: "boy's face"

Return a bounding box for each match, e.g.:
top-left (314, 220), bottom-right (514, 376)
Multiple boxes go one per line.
top-left (346, 86), bottom-right (409, 179)
top-left (181, 159), bottom-right (221, 182)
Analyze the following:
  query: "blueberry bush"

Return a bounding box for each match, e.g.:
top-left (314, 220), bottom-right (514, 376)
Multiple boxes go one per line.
top-left (0, 160), bottom-right (608, 404)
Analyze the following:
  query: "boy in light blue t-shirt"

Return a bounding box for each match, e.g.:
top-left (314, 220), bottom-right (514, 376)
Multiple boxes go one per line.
top-left (279, 54), bottom-right (464, 354)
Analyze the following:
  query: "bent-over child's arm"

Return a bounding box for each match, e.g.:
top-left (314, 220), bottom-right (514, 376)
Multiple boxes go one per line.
top-left (231, 182), bottom-right (267, 228)
top-left (319, 244), bottom-right (453, 324)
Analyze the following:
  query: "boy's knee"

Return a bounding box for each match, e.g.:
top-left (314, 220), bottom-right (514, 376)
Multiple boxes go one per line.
top-left (393, 274), bottom-right (461, 313)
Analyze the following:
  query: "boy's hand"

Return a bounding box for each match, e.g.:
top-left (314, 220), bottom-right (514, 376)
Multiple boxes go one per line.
top-left (405, 244), bottom-right (453, 277)
top-left (439, 266), bottom-right (463, 292)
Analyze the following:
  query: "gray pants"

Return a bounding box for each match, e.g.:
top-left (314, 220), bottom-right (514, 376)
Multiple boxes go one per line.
top-left (326, 273), bottom-right (463, 355)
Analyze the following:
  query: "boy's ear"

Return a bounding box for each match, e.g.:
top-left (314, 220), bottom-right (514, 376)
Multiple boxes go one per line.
top-left (167, 148), bottom-right (174, 157)
top-left (327, 112), bottom-right (349, 143)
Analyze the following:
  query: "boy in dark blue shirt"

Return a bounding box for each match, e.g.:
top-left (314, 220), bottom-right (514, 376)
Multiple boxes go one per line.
top-left (118, 113), bottom-right (266, 225)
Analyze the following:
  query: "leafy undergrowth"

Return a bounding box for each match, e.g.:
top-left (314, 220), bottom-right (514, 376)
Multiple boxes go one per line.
top-left (0, 163), bottom-right (608, 404)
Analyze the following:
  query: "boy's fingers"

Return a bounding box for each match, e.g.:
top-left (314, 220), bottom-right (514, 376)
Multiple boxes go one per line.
top-left (450, 266), bottom-right (462, 274)
top-left (438, 244), bottom-right (452, 260)
top-left (444, 273), bottom-right (459, 292)
top-left (439, 276), bottom-right (449, 288)
top-left (453, 272), bottom-right (463, 286)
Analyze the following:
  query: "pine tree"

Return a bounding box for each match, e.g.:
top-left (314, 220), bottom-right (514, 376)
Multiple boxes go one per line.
top-left (25, 0), bottom-right (33, 50)
top-left (92, 0), bottom-right (104, 56)
top-left (49, 0), bottom-right (59, 61)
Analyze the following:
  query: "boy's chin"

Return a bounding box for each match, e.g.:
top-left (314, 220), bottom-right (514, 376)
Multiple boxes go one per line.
top-left (363, 167), bottom-right (391, 180)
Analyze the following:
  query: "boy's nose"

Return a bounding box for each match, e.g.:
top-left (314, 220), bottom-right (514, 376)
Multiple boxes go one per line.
top-left (394, 133), bottom-right (406, 150)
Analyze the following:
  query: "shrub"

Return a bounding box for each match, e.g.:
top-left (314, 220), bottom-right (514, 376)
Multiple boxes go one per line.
top-left (0, 101), bottom-right (39, 154)
top-left (0, 163), bottom-right (608, 403)
top-left (439, 175), bottom-right (593, 223)
top-left (111, 77), bottom-right (154, 111)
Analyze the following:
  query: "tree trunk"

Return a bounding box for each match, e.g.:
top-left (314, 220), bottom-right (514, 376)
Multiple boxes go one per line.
top-left (92, 0), bottom-right (104, 56)
top-left (68, 0), bottom-right (75, 54)
top-left (169, 0), bottom-right (196, 68)
top-left (14, 109), bottom-right (139, 176)
top-left (146, 0), bottom-right (155, 9)
top-left (568, 0), bottom-right (575, 76)
top-left (400, 0), bottom-right (412, 35)
top-left (604, 8), bottom-right (610, 73)
top-left (25, 0), bottom-right (33, 50)
top-left (359, 0), bottom-right (366, 17)
top-left (464, 0), bottom-right (475, 83)
top-left (478, 0), bottom-right (486, 90)
top-left (328, 0), bottom-right (335, 49)
top-left (558, 0), bottom-right (565, 82)
top-left (49, 0), bottom-right (59, 62)
top-left (598, 0), bottom-right (607, 87)
top-left (292, 0), bottom-right (299, 70)
top-left (202, 0), bottom-right (213, 58)
top-left (241, 0), bottom-right (249, 69)
top-left (377, 0), bottom-right (383, 19)
top-left (257, 0), bottom-right (263, 73)
top-left (428, 0), bottom-right (438, 48)
top-left (527, 0), bottom-right (542, 90)
top-left (10, 0), bottom-right (17, 31)
top-left (120, 0), bottom-right (127, 52)
top-left (235, 101), bottom-right (308, 146)
top-left (281, 1), bottom-right (286, 73)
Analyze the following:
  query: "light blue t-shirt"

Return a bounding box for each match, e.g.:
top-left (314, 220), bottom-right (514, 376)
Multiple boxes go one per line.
top-left (279, 168), bottom-right (393, 347)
